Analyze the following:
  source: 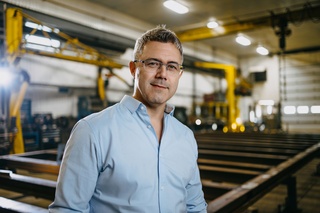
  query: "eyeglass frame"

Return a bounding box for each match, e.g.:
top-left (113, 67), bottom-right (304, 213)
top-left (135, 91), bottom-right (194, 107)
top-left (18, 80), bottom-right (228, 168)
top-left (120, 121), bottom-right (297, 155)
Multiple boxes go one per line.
top-left (133, 58), bottom-right (183, 76)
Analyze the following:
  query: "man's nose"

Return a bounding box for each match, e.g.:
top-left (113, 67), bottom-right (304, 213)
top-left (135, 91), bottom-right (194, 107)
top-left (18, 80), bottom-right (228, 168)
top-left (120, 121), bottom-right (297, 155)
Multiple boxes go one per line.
top-left (156, 64), bottom-right (168, 78)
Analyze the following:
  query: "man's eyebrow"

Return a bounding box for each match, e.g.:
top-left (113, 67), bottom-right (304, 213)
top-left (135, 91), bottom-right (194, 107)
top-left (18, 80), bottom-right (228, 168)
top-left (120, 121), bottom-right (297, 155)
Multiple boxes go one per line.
top-left (148, 58), bottom-right (161, 62)
top-left (147, 58), bottom-right (180, 64)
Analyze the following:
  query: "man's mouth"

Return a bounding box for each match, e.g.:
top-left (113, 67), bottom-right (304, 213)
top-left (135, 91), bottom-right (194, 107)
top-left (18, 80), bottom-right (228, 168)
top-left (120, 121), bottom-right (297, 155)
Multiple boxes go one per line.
top-left (151, 83), bottom-right (168, 89)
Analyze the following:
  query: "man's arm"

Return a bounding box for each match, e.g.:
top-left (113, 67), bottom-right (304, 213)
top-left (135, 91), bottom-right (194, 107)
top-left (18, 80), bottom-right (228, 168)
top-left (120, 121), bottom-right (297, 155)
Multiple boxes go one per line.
top-left (186, 163), bottom-right (208, 213)
top-left (49, 120), bottom-right (99, 212)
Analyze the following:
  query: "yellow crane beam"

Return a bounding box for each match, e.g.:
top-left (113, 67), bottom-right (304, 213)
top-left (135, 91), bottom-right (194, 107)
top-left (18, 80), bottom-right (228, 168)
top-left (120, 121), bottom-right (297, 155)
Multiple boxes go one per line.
top-left (177, 3), bottom-right (320, 42)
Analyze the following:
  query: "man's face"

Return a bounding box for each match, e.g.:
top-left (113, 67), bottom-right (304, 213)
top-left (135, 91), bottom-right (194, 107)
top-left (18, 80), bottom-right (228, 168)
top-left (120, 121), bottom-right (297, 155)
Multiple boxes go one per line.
top-left (130, 41), bottom-right (183, 108)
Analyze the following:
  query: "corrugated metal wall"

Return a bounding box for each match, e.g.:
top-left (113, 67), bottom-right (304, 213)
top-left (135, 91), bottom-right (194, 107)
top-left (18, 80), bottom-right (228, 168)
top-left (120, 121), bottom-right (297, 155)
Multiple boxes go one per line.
top-left (280, 52), bottom-right (320, 133)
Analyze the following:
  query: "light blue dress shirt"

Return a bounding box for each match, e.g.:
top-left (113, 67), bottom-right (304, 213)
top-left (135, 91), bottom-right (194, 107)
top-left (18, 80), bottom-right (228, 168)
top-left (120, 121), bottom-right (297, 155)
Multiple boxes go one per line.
top-left (49, 95), bottom-right (207, 213)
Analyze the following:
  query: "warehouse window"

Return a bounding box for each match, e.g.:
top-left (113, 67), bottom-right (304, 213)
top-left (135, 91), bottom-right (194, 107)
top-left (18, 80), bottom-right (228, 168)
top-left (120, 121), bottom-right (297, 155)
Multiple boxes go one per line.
top-left (311, 106), bottom-right (320, 114)
top-left (297, 106), bottom-right (309, 114)
top-left (284, 106), bottom-right (296, 114)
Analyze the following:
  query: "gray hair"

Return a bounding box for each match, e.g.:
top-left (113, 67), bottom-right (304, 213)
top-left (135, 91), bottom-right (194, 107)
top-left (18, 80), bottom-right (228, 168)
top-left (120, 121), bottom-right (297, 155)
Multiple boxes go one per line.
top-left (133, 25), bottom-right (183, 62)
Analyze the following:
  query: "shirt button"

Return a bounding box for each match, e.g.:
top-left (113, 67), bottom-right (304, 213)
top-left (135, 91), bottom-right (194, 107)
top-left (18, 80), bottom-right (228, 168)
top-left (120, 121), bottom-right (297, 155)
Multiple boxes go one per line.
top-left (160, 186), bottom-right (164, 190)
top-left (140, 106), bottom-right (144, 110)
top-left (147, 125), bottom-right (152, 129)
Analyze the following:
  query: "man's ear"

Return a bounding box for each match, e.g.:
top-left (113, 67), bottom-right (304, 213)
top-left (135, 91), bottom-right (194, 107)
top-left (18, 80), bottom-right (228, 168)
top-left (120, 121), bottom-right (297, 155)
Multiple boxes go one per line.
top-left (129, 61), bottom-right (136, 78)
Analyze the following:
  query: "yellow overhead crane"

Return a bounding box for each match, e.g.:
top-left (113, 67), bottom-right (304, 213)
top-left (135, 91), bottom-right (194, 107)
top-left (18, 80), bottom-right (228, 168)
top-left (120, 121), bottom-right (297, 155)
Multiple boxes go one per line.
top-left (176, 3), bottom-right (320, 43)
top-left (3, 8), bottom-right (124, 153)
top-left (6, 8), bottom-right (123, 69)
top-left (194, 62), bottom-right (245, 132)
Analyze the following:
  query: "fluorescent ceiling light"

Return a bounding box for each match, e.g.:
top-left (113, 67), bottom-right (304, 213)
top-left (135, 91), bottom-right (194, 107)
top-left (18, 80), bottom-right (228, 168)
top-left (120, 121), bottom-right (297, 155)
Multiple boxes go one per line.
top-left (256, 46), bottom-right (269, 55)
top-left (25, 34), bottom-right (60, 48)
top-left (25, 21), bottom-right (52, 32)
top-left (163, 0), bottom-right (189, 14)
top-left (25, 43), bottom-right (55, 53)
top-left (207, 20), bottom-right (219, 28)
top-left (235, 35), bottom-right (251, 46)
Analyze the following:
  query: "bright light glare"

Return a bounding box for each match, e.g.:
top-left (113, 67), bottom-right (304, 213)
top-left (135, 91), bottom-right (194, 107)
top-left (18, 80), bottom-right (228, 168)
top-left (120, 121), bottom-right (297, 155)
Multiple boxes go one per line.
top-left (0, 70), bottom-right (13, 86)
top-left (256, 46), bottom-right (269, 55)
top-left (297, 106), bottom-right (309, 114)
top-left (255, 105), bottom-right (262, 118)
top-left (223, 126), bottom-right (228, 133)
top-left (259, 124), bottom-right (266, 131)
top-left (195, 119), bottom-right (201, 125)
top-left (212, 123), bottom-right (218, 130)
top-left (235, 35), bottom-right (251, 46)
top-left (231, 123), bottom-right (237, 130)
top-left (311, 106), bottom-right (320, 113)
top-left (207, 21), bottom-right (219, 28)
top-left (249, 110), bottom-right (255, 122)
top-left (284, 106), bottom-right (296, 114)
top-left (267, 105), bottom-right (273, 115)
top-left (163, 0), bottom-right (189, 14)
top-left (258, 100), bottom-right (274, 106)
top-left (25, 21), bottom-right (52, 32)
top-left (236, 117), bottom-right (242, 124)
top-left (25, 35), bottom-right (60, 48)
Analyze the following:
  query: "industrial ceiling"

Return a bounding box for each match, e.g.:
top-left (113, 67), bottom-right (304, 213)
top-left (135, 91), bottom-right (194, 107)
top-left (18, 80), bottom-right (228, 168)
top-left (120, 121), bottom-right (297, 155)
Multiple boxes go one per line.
top-left (1, 0), bottom-right (320, 63)
top-left (87, 0), bottom-right (320, 57)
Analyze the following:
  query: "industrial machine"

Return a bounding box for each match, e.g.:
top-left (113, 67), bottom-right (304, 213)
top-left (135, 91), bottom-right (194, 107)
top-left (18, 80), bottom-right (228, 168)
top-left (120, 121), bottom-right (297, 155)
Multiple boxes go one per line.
top-left (191, 62), bottom-right (251, 132)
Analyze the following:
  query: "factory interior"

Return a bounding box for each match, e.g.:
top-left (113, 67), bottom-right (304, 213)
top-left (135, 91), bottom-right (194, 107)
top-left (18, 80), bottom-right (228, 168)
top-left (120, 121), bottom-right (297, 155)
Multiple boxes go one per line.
top-left (0, 0), bottom-right (319, 212)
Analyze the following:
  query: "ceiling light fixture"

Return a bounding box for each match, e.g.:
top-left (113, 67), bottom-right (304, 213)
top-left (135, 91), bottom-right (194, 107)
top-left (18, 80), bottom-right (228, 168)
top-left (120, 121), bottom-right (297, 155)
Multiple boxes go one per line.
top-left (25, 21), bottom-right (52, 32)
top-left (235, 35), bottom-right (251, 46)
top-left (207, 20), bottom-right (219, 29)
top-left (25, 34), bottom-right (60, 48)
top-left (163, 0), bottom-right (189, 14)
top-left (256, 45), bottom-right (269, 55)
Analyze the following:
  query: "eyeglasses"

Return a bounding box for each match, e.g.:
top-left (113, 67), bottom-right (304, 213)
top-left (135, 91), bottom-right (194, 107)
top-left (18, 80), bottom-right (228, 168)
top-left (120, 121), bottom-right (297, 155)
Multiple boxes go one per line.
top-left (134, 59), bottom-right (183, 76)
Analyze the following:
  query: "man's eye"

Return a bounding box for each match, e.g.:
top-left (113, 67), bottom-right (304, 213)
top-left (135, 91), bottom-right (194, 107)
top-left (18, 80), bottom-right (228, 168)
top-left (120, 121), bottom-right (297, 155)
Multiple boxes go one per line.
top-left (168, 64), bottom-right (178, 70)
top-left (146, 61), bottom-right (159, 67)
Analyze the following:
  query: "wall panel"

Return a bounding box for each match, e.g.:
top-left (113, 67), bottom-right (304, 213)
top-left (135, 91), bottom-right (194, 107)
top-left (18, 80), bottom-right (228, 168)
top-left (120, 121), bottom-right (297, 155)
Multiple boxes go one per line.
top-left (280, 52), bottom-right (320, 133)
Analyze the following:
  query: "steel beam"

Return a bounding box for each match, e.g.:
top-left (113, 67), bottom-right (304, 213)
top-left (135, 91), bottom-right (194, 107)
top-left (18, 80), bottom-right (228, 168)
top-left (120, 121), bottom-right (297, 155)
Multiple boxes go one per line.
top-left (206, 142), bottom-right (320, 213)
top-left (0, 196), bottom-right (48, 213)
top-left (0, 150), bottom-right (60, 175)
top-left (0, 170), bottom-right (56, 200)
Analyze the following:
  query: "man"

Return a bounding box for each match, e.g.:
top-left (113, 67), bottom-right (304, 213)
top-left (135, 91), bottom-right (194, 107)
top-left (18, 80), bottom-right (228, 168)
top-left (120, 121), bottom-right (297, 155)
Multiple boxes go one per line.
top-left (49, 25), bottom-right (207, 213)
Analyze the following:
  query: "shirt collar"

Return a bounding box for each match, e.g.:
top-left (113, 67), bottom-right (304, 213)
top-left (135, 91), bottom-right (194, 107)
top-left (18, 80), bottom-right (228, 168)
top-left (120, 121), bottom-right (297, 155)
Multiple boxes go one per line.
top-left (120, 95), bottom-right (175, 116)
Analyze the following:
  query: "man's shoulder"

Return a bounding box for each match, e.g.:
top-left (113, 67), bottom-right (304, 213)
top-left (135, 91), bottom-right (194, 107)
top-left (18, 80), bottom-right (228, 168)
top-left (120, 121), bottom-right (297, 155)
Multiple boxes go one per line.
top-left (81, 103), bottom-right (121, 125)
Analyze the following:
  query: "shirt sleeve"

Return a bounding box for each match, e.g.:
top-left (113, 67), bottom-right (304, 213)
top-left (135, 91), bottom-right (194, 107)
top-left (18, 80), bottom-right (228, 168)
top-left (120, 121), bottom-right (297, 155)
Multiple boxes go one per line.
top-left (49, 120), bottom-right (100, 213)
top-left (186, 131), bottom-right (208, 213)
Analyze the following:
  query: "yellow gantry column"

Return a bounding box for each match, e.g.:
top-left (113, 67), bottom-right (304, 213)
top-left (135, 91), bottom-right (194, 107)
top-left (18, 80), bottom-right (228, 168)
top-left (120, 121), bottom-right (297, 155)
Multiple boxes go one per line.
top-left (194, 62), bottom-right (237, 130)
top-left (6, 8), bottom-right (23, 63)
top-left (9, 80), bottom-right (29, 153)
